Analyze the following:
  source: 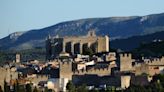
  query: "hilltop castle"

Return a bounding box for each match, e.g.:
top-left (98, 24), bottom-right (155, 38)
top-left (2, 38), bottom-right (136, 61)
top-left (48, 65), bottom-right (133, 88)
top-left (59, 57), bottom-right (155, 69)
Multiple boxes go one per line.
top-left (46, 30), bottom-right (109, 59)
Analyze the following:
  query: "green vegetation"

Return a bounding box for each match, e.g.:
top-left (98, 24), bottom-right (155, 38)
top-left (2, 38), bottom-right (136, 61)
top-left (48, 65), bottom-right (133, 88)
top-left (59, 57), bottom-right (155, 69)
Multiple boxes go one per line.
top-left (66, 81), bottom-right (76, 92)
top-left (66, 74), bottom-right (164, 92)
top-left (3, 80), bottom-right (55, 92)
top-left (0, 85), bottom-right (3, 92)
top-left (0, 48), bottom-right (46, 64)
top-left (26, 83), bottom-right (32, 92)
top-left (33, 87), bottom-right (38, 92)
top-left (83, 47), bottom-right (94, 56)
top-left (132, 41), bottom-right (164, 57)
top-left (66, 81), bottom-right (117, 92)
top-left (124, 74), bottom-right (164, 92)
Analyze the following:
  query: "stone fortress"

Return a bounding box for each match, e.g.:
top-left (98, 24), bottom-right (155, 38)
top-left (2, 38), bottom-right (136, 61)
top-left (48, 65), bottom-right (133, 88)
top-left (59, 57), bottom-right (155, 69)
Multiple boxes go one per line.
top-left (1, 30), bottom-right (164, 92)
top-left (45, 30), bottom-right (164, 91)
top-left (57, 52), bottom-right (164, 91)
top-left (46, 30), bottom-right (109, 59)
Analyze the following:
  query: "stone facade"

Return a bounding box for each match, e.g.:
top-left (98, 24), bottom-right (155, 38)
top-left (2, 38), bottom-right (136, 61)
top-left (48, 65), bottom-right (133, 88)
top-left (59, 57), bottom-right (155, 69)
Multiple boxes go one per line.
top-left (46, 31), bottom-right (109, 59)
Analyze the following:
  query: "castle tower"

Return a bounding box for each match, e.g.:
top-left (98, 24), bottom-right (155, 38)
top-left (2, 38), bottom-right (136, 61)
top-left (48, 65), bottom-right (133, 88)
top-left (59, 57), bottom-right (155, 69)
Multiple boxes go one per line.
top-left (119, 53), bottom-right (132, 72)
top-left (97, 35), bottom-right (109, 53)
top-left (121, 75), bottom-right (131, 89)
top-left (59, 61), bottom-right (73, 91)
top-left (59, 61), bottom-right (73, 80)
top-left (87, 30), bottom-right (96, 37)
top-left (105, 35), bottom-right (109, 52)
top-left (16, 54), bottom-right (20, 63)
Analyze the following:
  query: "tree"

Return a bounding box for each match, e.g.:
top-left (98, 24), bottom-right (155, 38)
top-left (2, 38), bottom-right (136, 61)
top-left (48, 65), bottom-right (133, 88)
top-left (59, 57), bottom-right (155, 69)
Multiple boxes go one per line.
top-left (0, 85), bottom-right (3, 92)
top-left (77, 84), bottom-right (88, 92)
top-left (44, 87), bottom-right (49, 92)
top-left (26, 84), bottom-right (32, 92)
top-left (4, 80), bottom-right (10, 92)
top-left (66, 81), bottom-right (76, 92)
top-left (33, 86), bottom-right (38, 92)
top-left (15, 79), bottom-right (22, 92)
top-left (89, 88), bottom-right (99, 92)
top-left (83, 47), bottom-right (94, 56)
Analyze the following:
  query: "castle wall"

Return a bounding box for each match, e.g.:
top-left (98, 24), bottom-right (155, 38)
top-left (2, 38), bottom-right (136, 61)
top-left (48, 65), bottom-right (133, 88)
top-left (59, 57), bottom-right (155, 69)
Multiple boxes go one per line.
top-left (144, 57), bottom-right (164, 66)
top-left (74, 68), bottom-right (111, 76)
top-left (135, 63), bottom-right (162, 76)
top-left (135, 63), bottom-right (149, 75)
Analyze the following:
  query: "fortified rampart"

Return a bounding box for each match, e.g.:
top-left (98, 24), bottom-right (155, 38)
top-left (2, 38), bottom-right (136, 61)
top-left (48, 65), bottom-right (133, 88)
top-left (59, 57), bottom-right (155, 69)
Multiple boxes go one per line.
top-left (74, 68), bottom-right (111, 76)
top-left (144, 57), bottom-right (164, 66)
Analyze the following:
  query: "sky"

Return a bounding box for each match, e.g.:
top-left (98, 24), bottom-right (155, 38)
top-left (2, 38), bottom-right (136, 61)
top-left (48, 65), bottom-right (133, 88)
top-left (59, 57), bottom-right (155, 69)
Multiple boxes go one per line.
top-left (0, 0), bottom-right (164, 39)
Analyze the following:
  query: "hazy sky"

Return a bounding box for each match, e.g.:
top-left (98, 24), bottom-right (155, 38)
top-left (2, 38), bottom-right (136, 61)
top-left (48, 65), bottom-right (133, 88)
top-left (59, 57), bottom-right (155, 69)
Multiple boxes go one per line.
top-left (0, 0), bottom-right (164, 38)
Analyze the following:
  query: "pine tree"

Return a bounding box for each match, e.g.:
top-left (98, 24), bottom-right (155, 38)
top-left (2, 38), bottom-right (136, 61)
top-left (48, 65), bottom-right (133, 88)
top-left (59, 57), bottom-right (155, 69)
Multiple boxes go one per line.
top-left (4, 80), bottom-right (9, 92)
top-left (0, 85), bottom-right (3, 92)
top-left (33, 87), bottom-right (38, 92)
top-left (66, 81), bottom-right (76, 92)
top-left (26, 84), bottom-right (32, 92)
top-left (77, 84), bottom-right (88, 92)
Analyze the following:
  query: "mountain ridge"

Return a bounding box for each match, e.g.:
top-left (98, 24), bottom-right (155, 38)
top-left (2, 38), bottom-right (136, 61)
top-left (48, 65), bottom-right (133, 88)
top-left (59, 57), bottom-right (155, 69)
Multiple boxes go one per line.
top-left (1, 12), bottom-right (164, 50)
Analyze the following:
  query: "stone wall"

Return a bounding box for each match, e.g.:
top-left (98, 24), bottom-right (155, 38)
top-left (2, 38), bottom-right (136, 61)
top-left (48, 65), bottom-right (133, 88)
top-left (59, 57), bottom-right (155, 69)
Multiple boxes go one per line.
top-left (74, 68), bottom-right (111, 76)
top-left (144, 57), bottom-right (164, 66)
